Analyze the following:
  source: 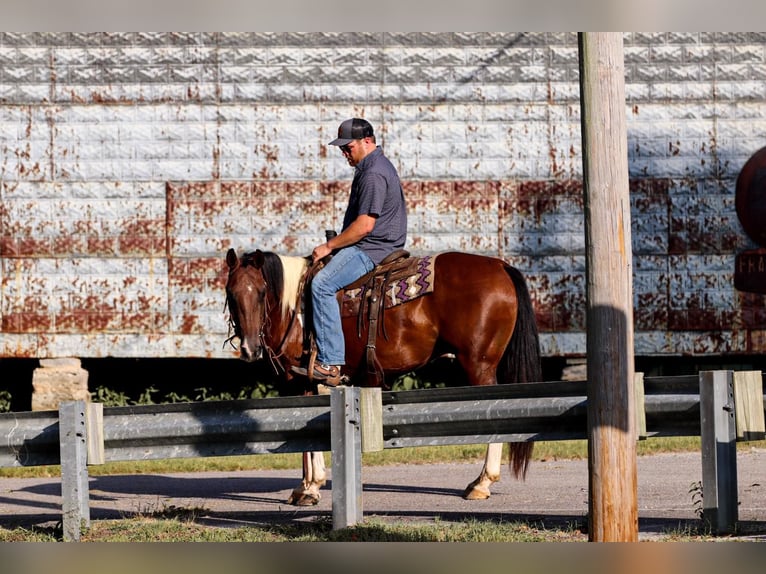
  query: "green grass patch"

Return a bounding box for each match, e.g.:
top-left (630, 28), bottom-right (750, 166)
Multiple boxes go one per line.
top-left (0, 516), bottom-right (587, 543)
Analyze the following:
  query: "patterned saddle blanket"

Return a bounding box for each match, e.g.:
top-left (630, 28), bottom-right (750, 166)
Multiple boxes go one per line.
top-left (340, 254), bottom-right (437, 318)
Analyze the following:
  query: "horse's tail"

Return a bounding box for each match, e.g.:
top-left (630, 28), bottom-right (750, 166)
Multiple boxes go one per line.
top-left (500, 264), bottom-right (542, 480)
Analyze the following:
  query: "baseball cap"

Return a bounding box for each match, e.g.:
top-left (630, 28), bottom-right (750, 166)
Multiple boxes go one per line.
top-left (328, 118), bottom-right (374, 146)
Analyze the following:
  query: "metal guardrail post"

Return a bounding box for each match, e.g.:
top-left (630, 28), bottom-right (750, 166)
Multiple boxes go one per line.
top-left (330, 386), bottom-right (362, 529)
top-left (59, 400), bottom-right (90, 542)
top-left (699, 371), bottom-right (738, 535)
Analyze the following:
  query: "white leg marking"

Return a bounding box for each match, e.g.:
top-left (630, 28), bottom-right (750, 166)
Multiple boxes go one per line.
top-left (463, 442), bottom-right (503, 500)
top-left (287, 451), bottom-right (327, 506)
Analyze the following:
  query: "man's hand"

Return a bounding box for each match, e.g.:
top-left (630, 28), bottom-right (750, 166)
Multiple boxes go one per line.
top-left (312, 242), bottom-right (333, 262)
top-left (312, 213), bottom-right (377, 262)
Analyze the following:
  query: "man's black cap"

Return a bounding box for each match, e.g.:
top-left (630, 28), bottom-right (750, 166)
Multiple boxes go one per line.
top-left (328, 118), bottom-right (374, 146)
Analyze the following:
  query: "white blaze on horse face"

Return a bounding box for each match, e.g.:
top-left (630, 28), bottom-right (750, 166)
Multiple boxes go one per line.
top-left (232, 287), bottom-right (263, 362)
top-left (239, 333), bottom-right (253, 358)
top-left (240, 335), bottom-right (263, 361)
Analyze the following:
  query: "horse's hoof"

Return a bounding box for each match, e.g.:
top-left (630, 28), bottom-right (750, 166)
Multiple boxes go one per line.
top-left (462, 485), bottom-right (491, 500)
top-left (287, 492), bottom-right (321, 506)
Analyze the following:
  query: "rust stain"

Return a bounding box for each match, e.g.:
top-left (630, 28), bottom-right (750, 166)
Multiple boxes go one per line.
top-left (179, 314), bottom-right (200, 334)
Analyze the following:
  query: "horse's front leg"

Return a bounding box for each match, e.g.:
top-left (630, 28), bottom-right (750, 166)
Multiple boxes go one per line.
top-left (463, 442), bottom-right (503, 500)
top-left (287, 451), bottom-right (327, 506)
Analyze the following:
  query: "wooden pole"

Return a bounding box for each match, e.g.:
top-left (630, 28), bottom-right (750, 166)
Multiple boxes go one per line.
top-left (578, 32), bottom-right (638, 542)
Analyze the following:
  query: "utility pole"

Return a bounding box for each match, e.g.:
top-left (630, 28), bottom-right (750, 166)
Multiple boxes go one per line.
top-left (578, 32), bottom-right (638, 542)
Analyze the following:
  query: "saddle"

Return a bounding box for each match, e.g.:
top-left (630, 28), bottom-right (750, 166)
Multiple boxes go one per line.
top-left (301, 249), bottom-right (436, 387)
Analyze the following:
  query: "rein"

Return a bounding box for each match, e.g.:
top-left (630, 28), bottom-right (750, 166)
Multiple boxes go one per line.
top-left (222, 296), bottom-right (241, 350)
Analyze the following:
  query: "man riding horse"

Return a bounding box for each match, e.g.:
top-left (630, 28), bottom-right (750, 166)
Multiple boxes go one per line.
top-left (224, 118), bottom-right (542, 505)
top-left (291, 118), bottom-right (407, 386)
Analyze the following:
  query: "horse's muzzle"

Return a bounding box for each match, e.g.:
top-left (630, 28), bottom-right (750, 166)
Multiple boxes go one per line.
top-left (239, 341), bottom-right (264, 363)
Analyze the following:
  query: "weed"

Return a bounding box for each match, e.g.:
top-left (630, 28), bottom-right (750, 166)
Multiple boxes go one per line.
top-left (92, 386), bottom-right (131, 407)
top-left (136, 386), bottom-right (160, 405)
top-left (131, 498), bottom-right (210, 523)
top-left (148, 504), bottom-right (209, 522)
top-left (89, 382), bottom-right (281, 407)
top-left (0, 390), bottom-right (11, 413)
top-left (689, 480), bottom-right (704, 520)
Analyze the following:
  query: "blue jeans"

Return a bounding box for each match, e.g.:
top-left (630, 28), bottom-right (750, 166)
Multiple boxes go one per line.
top-left (311, 246), bottom-right (375, 366)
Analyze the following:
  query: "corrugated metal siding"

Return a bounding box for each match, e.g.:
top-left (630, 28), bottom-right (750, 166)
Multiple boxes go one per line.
top-left (1, 32), bottom-right (765, 358)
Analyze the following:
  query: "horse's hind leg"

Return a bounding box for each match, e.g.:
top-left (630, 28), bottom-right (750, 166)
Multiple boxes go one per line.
top-left (287, 451), bottom-right (327, 506)
top-left (459, 355), bottom-right (506, 499)
top-left (457, 358), bottom-right (505, 499)
top-left (463, 442), bottom-right (503, 500)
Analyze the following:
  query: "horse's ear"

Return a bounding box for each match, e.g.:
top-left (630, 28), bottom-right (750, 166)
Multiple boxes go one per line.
top-left (226, 248), bottom-right (239, 271)
top-left (252, 249), bottom-right (265, 268)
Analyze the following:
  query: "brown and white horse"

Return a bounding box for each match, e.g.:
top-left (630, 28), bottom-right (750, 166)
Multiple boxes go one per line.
top-left (224, 247), bottom-right (542, 505)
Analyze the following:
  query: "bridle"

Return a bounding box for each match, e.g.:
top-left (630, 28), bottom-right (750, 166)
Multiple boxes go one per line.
top-left (223, 292), bottom-right (242, 350)
top-left (224, 260), bottom-right (311, 376)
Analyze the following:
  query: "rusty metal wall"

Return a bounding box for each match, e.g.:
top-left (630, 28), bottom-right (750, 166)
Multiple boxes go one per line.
top-left (1, 32), bottom-right (765, 360)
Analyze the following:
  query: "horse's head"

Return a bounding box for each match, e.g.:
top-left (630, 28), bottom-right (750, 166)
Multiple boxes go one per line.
top-left (225, 248), bottom-right (269, 363)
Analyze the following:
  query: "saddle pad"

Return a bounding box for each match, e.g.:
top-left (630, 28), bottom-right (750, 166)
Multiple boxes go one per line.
top-left (341, 254), bottom-right (437, 317)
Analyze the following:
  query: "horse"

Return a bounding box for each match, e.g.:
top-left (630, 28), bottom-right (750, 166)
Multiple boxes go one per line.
top-left (224, 247), bottom-right (542, 506)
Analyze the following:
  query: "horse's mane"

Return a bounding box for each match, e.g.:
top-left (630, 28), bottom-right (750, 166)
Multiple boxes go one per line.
top-left (276, 254), bottom-right (309, 317)
top-left (243, 251), bottom-right (308, 318)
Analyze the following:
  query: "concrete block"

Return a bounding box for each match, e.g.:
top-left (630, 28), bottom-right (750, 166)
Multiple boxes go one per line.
top-left (31, 360), bottom-right (90, 411)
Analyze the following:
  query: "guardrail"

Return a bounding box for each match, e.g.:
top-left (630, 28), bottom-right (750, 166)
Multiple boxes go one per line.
top-left (1, 370), bottom-right (764, 541)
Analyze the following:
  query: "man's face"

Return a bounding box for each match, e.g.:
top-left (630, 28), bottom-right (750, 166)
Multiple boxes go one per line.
top-left (340, 138), bottom-right (369, 167)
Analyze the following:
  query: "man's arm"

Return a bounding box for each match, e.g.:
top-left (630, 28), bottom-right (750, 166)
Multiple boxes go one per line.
top-left (312, 213), bottom-right (377, 262)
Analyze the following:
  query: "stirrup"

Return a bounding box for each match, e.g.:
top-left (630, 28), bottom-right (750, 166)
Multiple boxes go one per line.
top-left (290, 357), bottom-right (342, 386)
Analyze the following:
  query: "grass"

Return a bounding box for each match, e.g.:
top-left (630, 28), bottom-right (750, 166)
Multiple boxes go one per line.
top-left (1, 511), bottom-right (751, 543)
top-left (0, 516), bottom-right (588, 543)
top-left (84, 516), bottom-right (587, 542)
